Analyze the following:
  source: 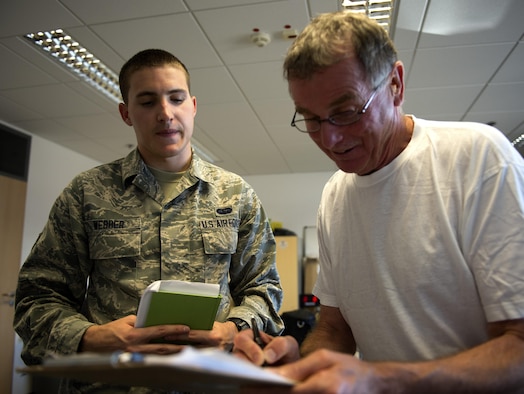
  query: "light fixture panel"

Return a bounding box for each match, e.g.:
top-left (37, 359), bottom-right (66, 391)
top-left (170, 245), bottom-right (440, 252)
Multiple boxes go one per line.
top-left (24, 29), bottom-right (122, 103)
top-left (341, 0), bottom-right (396, 33)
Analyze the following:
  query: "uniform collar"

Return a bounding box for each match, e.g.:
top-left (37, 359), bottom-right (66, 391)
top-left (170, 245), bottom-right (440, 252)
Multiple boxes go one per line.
top-left (121, 148), bottom-right (215, 188)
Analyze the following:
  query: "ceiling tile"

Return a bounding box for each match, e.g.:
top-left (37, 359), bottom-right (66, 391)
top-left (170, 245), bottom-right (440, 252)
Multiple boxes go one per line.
top-left (186, 0), bottom-right (284, 11)
top-left (397, 49), bottom-right (415, 75)
top-left (2, 84), bottom-right (108, 118)
top-left (391, 0), bottom-right (429, 51)
top-left (418, 0), bottom-right (524, 48)
top-left (196, 101), bottom-right (270, 145)
top-left (464, 111), bottom-right (524, 137)
top-left (0, 95), bottom-right (41, 123)
top-left (491, 41), bottom-right (524, 84)
top-left (307, 0), bottom-right (341, 16)
top-left (54, 113), bottom-right (131, 140)
top-left (61, 0), bottom-right (188, 24)
top-left (91, 14), bottom-right (222, 68)
top-left (251, 98), bottom-right (295, 127)
top-left (0, 44), bottom-right (57, 89)
top-left (229, 61), bottom-right (289, 101)
top-left (403, 85), bottom-right (484, 118)
top-left (1, 36), bottom-right (83, 83)
top-left (266, 123), bottom-right (310, 149)
top-left (13, 118), bottom-right (85, 142)
top-left (469, 82), bottom-right (524, 113)
top-left (65, 81), bottom-right (119, 113)
top-left (407, 43), bottom-right (514, 88)
top-left (194, 0), bottom-right (308, 65)
top-left (190, 67), bottom-right (245, 105)
top-left (0, 0), bottom-right (82, 37)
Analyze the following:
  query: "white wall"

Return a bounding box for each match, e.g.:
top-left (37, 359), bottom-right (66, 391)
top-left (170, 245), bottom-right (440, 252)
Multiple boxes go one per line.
top-left (21, 135), bottom-right (102, 262)
top-left (244, 172), bottom-right (335, 258)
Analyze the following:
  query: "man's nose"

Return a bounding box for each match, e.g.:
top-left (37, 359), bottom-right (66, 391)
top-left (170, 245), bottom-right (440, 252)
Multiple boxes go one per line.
top-left (317, 121), bottom-right (345, 148)
top-left (158, 100), bottom-right (173, 124)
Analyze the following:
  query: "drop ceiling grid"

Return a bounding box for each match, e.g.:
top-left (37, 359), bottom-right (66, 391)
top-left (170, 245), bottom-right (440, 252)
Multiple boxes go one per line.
top-left (89, 13), bottom-right (223, 69)
top-left (407, 43), bottom-right (516, 89)
top-left (0, 0), bottom-right (523, 175)
top-left (60, 0), bottom-right (189, 25)
top-left (192, 0), bottom-right (309, 66)
top-left (417, 0), bottom-right (524, 48)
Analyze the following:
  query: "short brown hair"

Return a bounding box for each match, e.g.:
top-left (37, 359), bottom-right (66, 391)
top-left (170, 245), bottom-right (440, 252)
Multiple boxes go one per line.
top-left (119, 49), bottom-right (191, 104)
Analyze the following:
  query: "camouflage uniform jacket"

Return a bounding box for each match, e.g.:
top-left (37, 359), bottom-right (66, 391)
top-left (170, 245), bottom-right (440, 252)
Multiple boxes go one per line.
top-left (14, 149), bottom-right (283, 391)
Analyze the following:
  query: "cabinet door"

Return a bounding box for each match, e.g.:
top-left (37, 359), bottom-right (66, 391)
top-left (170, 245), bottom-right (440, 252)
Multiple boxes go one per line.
top-left (275, 236), bottom-right (299, 313)
top-left (0, 174), bottom-right (27, 394)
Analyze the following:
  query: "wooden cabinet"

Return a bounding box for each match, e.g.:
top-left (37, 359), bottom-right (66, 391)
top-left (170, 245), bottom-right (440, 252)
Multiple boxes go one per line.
top-left (0, 175), bottom-right (27, 394)
top-left (274, 236), bottom-right (299, 313)
top-left (0, 125), bottom-right (30, 394)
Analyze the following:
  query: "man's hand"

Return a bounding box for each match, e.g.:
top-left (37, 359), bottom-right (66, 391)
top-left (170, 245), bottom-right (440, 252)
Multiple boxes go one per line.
top-left (79, 317), bottom-right (240, 354)
top-left (79, 315), bottom-right (191, 354)
top-left (181, 320), bottom-right (239, 351)
top-left (233, 329), bottom-right (300, 366)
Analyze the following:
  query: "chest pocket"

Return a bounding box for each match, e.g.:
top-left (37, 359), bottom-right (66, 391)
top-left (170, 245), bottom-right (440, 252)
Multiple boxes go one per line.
top-left (86, 218), bottom-right (141, 259)
top-left (201, 227), bottom-right (238, 255)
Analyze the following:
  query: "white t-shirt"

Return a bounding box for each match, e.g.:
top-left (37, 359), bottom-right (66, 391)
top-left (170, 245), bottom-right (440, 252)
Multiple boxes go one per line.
top-left (314, 117), bottom-right (524, 362)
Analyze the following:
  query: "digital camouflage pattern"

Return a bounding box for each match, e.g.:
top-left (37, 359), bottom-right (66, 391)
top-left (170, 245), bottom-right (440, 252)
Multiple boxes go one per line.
top-left (14, 149), bottom-right (283, 393)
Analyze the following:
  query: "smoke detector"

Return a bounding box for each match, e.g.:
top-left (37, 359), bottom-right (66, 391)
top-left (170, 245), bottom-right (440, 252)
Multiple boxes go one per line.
top-left (250, 31), bottom-right (271, 47)
top-left (282, 25), bottom-right (298, 39)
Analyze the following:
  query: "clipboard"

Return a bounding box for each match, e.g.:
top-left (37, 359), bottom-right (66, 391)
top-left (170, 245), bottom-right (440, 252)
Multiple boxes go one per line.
top-left (18, 347), bottom-right (294, 393)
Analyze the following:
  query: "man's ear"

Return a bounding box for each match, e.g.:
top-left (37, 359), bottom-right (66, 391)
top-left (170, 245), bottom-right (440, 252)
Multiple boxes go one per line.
top-left (390, 61), bottom-right (405, 106)
top-left (192, 96), bottom-right (197, 118)
top-left (118, 102), bottom-right (133, 126)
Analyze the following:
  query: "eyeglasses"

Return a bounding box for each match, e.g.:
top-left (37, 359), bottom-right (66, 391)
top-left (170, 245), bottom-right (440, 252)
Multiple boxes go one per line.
top-left (290, 81), bottom-right (384, 133)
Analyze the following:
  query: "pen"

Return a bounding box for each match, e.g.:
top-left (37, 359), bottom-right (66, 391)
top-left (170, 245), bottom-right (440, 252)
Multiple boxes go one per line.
top-left (251, 317), bottom-right (266, 349)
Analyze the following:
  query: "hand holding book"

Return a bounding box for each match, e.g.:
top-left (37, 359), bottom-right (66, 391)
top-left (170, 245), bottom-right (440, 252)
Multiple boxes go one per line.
top-left (135, 280), bottom-right (221, 330)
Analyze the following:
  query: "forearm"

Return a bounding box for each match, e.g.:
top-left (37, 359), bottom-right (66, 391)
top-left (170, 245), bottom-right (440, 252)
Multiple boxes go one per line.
top-left (228, 291), bottom-right (283, 335)
top-left (301, 316), bottom-right (356, 356)
top-left (227, 231), bottom-right (282, 333)
top-left (230, 207), bottom-right (284, 335)
top-left (377, 333), bottom-right (524, 394)
top-left (15, 261), bottom-right (91, 363)
top-left (14, 296), bottom-right (92, 364)
top-left (299, 304), bottom-right (356, 356)
top-left (79, 316), bottom-right (148, 353)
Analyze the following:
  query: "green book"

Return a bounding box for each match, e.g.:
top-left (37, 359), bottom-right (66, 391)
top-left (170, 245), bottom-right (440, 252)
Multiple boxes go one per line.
top-left (135, 280), bottom-right (221, 330)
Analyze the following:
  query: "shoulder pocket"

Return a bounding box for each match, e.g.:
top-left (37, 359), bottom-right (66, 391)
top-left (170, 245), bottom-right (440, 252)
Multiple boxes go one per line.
top-left (201, 228), bottom-right (238, 254)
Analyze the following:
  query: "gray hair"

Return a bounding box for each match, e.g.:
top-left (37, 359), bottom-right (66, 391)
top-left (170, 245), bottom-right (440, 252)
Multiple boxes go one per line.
top-left (283, 11), bottom-right (397, 88)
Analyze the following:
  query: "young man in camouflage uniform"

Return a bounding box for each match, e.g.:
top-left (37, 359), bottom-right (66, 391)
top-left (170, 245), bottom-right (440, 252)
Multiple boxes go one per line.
top-left (14, 49), bottom-right (283, 393)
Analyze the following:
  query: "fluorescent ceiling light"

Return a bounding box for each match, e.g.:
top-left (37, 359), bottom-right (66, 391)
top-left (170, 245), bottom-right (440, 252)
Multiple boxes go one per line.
top-left (341, 0), bottom-right (396, 33)
top-left (24, 29), bottom-right (122, 103)
top-left (512, 133), bottom-right (524, 148)
top-left (23, 29), bottom-right (219, 163)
